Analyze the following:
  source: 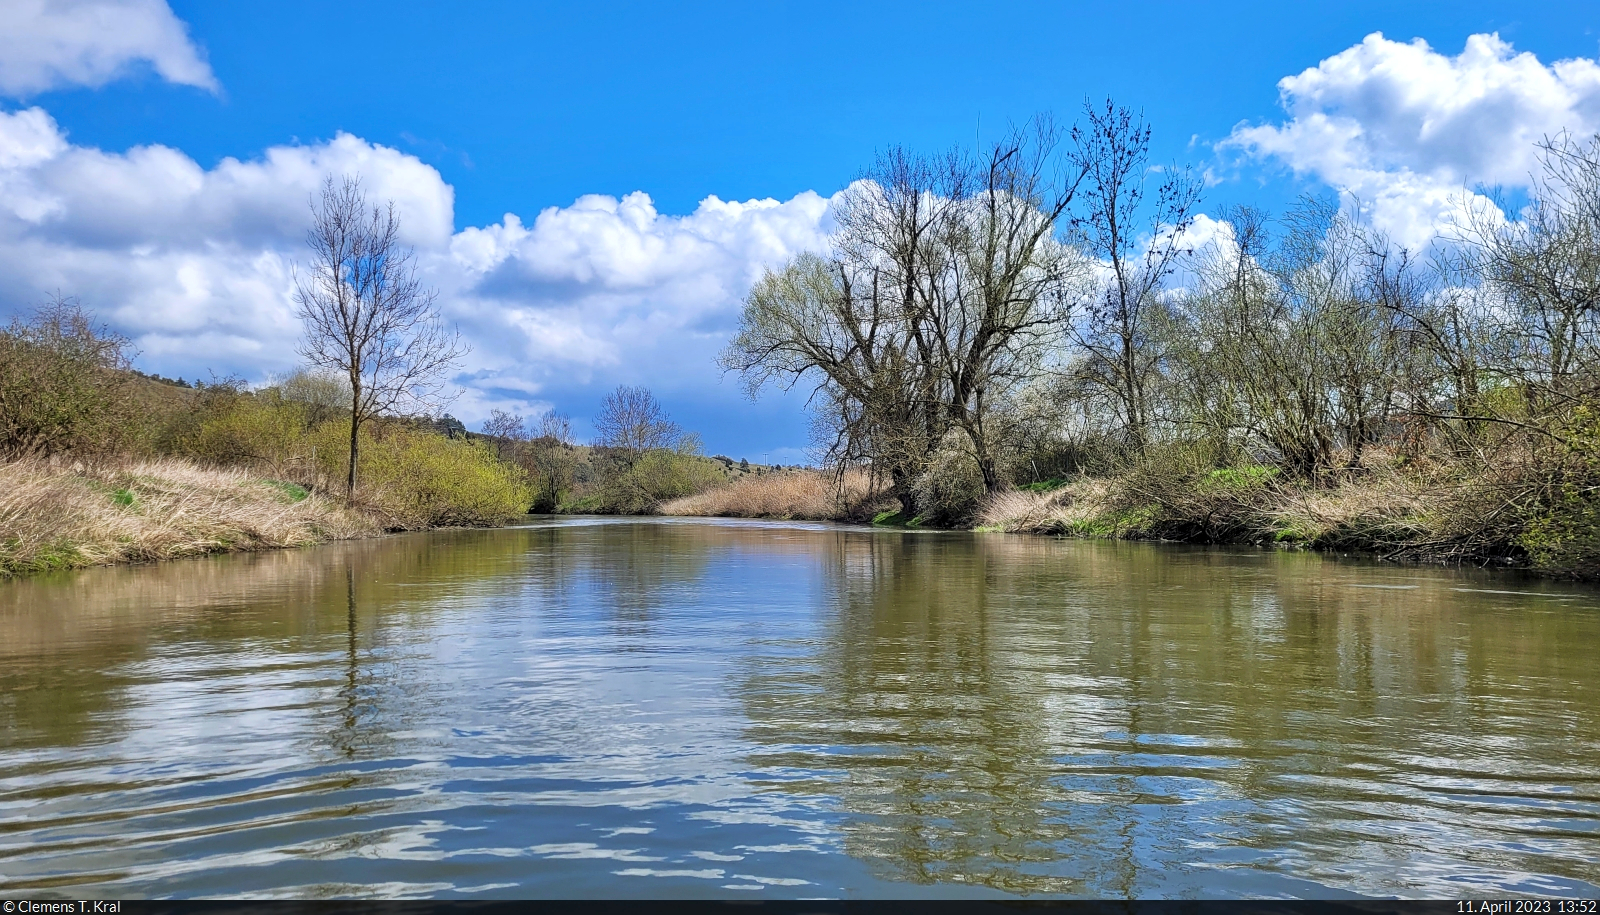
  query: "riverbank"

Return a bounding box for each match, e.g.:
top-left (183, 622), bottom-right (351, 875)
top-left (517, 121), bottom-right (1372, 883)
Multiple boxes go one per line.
top-left (0, 457), bottom-right (381, 577)
top-left (1, 454), bottom-right (1552, 580)
top-left (658, 459), bottom-right (1564, 576)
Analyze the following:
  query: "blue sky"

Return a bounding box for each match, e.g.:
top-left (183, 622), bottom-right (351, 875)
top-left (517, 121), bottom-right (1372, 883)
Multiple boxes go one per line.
top-left (2, 1), bottom-right (1598, 462)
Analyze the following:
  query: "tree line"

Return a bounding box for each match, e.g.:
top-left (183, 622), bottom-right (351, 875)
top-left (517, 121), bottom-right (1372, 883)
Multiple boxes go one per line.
top-left (724, 100), bottom-right (1600, 564)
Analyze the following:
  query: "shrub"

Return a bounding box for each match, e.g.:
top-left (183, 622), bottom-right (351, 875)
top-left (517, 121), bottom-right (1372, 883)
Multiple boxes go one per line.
top-left (305, 419), bottom-right (537, 524)
top-left (591, 443), bottom-right (724, 514)
top-left (912, 432), bottom-right (986, 526)
top-left (309, 421), bottom-right (533, 527)
top-left (182, 386), bottom-right (314, 475)
top-left (0, 297), bottom-right (137, 459)
top-left (1517, 409), bottom-right (1600, 577)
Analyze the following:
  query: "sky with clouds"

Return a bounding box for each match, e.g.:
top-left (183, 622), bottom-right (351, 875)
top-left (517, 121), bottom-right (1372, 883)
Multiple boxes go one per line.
top-left (0, 1), bottom-right (1597, 462)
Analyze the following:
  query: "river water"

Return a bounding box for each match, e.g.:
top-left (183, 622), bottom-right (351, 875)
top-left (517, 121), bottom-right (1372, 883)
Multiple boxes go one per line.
top-left (1, 517), bottom-right (1597, 899)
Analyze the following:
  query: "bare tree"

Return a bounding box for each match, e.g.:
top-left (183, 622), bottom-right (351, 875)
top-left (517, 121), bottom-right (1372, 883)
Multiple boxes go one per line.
top-left (537, 410), bottom-right (575, 443)
top-left (481, 409), bottom-right (527, 461)
top-left (724, 129), bottom-right (1087, 509)
top-left (593, 385), bottom-right (682, 462)
top-left (524, 410), bottom-right (578, 512)
top-left (1068, 99), bottom-right (1203, 452)
top-left (294, 175), bottom-right (467, 498)
top-left (1449, 132), bottom-right (1600, 432)
top-left (934, 119), bottom-right (1089, 491)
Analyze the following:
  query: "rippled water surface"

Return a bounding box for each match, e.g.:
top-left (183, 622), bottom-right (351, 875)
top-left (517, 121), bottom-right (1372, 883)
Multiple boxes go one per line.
top-left (2, 518), bottom-right (1598, 898)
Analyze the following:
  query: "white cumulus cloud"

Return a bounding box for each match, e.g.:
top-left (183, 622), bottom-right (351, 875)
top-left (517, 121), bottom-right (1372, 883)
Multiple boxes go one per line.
top-left (1224, 32), bottom-right (1600, 248)
top-left (0, 106), bottom-right (834, 427)
top-left (0, 0), bottom-right (217, 96)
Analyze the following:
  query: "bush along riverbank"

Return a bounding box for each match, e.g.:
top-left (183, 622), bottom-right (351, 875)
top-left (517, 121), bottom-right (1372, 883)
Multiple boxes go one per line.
top-left (974, 443), bottom-right (1598, 577)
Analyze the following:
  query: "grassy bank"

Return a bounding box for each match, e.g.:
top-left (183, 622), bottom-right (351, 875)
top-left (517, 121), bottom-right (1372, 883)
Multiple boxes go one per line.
top-left (973, 450), bottom-right (1565, 573)
top-left (661, 451), bottom-right (1588, 577)
top-left (0, 457), bottom-right (379, 577)
top-left (976, 468), bottom-right (1429, 549)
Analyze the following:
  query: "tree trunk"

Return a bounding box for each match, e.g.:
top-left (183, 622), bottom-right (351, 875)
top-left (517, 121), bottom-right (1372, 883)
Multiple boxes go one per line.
top-left (969, 426), bottom-right (1002, 494)
top-left (890, 469), bottom-right (916, 517)
top-left (346, 381), bottom-right (360, 501)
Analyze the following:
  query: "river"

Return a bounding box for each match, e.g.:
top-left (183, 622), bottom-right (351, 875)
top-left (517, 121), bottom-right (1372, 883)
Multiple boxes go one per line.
top-left (1, 517), bottom-right (1597, 898)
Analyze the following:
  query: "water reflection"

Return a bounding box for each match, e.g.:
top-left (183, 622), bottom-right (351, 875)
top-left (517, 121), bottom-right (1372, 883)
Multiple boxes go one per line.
top-left (0, 519), bottom-right (1596, 898)
top-left (734, 532), bottom-right (1600, 897)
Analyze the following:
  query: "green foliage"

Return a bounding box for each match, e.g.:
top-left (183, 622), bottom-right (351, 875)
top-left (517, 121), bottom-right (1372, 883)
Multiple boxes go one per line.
top-left (0, 538), bottom-right (85, 577)
top-left (1057, 505), bottom-right (1158, 539)
top-left (308, 421), bottom-right (533, 527)
top-left (871, 510), bottom-right (926, 528)
top-left (590, 444), bottom-right (724, 514)
top-left (1519, 408), bottom-right (1600, 576)
top-left (1197, 465), bottom-right (1279, 492)
top-left (1021, 478), bottom-right (1070, 493)
top-left (182, 387), bottom-right (313, 472)
top-left (1273, 522), bottom-right (1311, 544)
top-left (111, 488), bottom-right (136, 508)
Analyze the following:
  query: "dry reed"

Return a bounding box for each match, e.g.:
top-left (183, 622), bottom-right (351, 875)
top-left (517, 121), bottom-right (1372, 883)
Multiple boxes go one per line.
top-left (0, 456), bottom-right (378, 576)
top-left (976, 479), bottom-right (1115, 534)
top-left (660, 469), bottom-right (887, 521)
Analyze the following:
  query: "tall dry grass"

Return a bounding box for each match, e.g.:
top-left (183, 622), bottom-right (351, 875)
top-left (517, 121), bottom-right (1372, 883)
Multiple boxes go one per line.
top-left (978, 452), bottom-right (1440, 552)
top-left (0, 457), bottom-right (378, 577)
top-left (976, 479), bottom-right (1116, 534)
top-left (660, 469), bottom-right (888, 521)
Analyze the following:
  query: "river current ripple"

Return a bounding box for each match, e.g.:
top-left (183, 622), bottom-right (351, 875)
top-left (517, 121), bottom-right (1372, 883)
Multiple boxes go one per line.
top-left (1, 518), bottom-right (1597, 898)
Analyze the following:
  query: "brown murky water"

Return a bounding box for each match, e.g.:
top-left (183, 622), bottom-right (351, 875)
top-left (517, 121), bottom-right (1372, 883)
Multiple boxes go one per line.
top-left (1, 518), bottom-right (1597, 898)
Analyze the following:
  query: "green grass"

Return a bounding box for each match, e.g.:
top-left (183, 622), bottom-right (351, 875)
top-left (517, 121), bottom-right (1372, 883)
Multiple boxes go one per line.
top-left (872, 510), bottom-right (926, 528)
top-left (263, 480), bottom-right (310, 503)
top-left (1199, 466), bottom-right (1279, 492)
top-left (111, 488), bottom-right (136, 507)
top-left (0, 538), bottom-right (86, 577)
top-left (1021, 477), bottom-right (1070, 493)
top-left (561, 493), bottom-right (604, 513)
top-left (1057, 505), bottom-right (1160, 539)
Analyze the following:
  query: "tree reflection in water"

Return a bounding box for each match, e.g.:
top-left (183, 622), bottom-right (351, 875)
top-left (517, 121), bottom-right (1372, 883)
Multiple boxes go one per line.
top-left (732, 531), bottom-right (1600, 896)
top-left (2, 521), bottom-right (1597, 898)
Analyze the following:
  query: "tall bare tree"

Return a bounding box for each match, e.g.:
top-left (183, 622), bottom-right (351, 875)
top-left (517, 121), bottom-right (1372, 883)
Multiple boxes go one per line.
top-left (935, 120), bottom-right (1089, 490)
top-left (593, 385), bottom-right (683, 463)
top-left (295, 176), bottom-right (466, 498)
top-left (1068, 99), bottom-right (1203, 452)
top-left (481, 409), bottom-right (527, 461)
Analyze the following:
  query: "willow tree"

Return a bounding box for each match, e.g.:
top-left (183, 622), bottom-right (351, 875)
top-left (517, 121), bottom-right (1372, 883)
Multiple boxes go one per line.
top-left (935, 120), bottom-right (1088, 490)
top-left (294, 176), bottom-right (466, 499)
top-left (723, 120), bottom-right (1086, 510)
